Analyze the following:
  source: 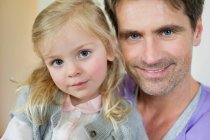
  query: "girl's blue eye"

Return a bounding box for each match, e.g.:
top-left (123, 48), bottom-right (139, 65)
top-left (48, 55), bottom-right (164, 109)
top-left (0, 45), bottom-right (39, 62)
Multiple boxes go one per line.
top-left (128, 33), bottom-right (140, 40)
top-left (52, 59), bottom-right (63, 66)
top-left (79, 50), bottom-right (90, 58)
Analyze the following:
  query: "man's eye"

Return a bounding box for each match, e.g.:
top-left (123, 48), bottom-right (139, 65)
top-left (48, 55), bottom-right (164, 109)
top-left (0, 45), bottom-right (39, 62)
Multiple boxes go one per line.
top-left (79, 50), bottom-right (90, 58)
top-left (52, 59), bottom-right (63, 66)
top-left (162, 29), bottom-right (173, 36)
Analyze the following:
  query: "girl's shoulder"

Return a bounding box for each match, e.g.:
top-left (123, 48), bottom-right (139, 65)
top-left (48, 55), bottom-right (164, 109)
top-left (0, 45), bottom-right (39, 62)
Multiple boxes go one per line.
top-left (15, 85), bottom-right (31, 108)
top-left (118, 107), bottom-right (148, 140)
top-left (7, 85), bottom-right (34, 137)
top-left (9, 85), bottom-right (31, 118)
top-left (10, 85), bottom-right (62, 139)
top-left (11, 85), bottom-right (61, 123)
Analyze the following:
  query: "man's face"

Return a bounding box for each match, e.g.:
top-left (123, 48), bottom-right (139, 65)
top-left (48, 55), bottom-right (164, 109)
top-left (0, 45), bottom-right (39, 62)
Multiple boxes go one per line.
top-left (116, 0), bottom-right (202, 96)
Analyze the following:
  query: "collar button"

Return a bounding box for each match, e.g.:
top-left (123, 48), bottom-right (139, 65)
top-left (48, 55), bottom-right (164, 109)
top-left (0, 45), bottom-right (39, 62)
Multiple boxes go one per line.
top-left (89, 130), bottom-right (97, 138)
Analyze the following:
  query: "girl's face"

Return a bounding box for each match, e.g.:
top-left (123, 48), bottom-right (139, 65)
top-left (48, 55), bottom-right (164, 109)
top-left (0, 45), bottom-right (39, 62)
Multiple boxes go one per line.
top-left (40, 23), bottom-right (113, 105)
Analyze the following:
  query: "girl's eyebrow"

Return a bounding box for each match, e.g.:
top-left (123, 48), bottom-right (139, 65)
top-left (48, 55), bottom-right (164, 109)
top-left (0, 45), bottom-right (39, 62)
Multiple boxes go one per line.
top-left (42, 53), bottom-right (60, 62)
top-left (42, 41), bottom-right (98, 60)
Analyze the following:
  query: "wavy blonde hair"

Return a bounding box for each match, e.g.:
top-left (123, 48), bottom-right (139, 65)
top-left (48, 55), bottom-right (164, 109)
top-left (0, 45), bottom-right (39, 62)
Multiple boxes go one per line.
top-left (24, 0), bottom-right (129, 128)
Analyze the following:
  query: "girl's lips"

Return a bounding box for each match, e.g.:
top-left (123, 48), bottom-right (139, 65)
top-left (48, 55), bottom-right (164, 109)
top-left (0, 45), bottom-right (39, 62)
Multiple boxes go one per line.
top-left (71, 81), bottom-right (88, 87)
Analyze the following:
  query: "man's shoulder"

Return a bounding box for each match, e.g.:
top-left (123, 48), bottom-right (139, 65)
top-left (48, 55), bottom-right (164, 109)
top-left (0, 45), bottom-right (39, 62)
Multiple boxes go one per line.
top-left (176, 83), bottom-right (210, 139)
top-left (196, 83), bottom-right (210, 114)
top-left (121, 75), bottom-right (137, 102)
top-left (199, 83), bottom-right (210, 106)
top-left (193, 83), bottom-right (210, 115)
top-left (184, 108), bottom-right (210, 139)
top-left (200, 83), bottom-right (210, 95)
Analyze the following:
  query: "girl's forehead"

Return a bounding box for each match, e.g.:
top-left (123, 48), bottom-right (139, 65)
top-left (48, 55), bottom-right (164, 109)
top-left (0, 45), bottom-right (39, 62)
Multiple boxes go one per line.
top-left (39, 25), bottom-right (104, 54)
top-left (37, 17), bottom-right (108, 56)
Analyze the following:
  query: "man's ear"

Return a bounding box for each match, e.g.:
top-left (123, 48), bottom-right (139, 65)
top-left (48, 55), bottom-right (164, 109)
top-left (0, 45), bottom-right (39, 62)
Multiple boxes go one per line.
top-left (193, 17), bottom-right (203, 46)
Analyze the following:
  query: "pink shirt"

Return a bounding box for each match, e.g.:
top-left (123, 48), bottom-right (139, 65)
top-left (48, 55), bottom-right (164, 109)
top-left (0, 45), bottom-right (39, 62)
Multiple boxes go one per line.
top-left (52, 95), bottom-right (102, 140)
top-left (63, 95), bottom-right (102, 113)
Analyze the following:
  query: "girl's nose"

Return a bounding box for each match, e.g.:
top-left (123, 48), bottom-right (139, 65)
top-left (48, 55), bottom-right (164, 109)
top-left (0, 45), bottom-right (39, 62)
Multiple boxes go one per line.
top-left (66, 61), bottom-right (81, 77)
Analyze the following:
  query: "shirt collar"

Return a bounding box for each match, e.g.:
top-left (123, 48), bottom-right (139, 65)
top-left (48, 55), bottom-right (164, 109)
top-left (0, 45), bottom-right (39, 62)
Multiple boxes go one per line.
top-left (63, 95), bottom-right (102, 114)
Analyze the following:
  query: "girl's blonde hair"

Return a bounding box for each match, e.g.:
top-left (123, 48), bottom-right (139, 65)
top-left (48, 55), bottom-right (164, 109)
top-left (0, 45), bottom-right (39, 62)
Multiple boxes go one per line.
top-left (25, 0), bottom-right (129, 128)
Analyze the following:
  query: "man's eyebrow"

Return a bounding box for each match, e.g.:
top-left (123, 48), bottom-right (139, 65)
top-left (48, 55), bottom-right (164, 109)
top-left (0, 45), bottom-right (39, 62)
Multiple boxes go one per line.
top-left (117, 25), bottom-right (185, 38)
top-left (154, 24), bottom-right (185, 33)
top-left (118, 30), bottom-right (141, 38)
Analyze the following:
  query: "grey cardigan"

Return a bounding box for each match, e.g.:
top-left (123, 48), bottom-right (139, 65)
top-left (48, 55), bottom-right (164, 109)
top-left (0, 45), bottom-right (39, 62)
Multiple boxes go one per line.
top-left (12, 86), bottom-right (148, 140)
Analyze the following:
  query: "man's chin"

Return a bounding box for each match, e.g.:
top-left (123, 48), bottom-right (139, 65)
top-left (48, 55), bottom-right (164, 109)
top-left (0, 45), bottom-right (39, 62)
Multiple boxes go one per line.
top-left (140, 88), bottom-right (169, 96)
top-left (137, 79), bottom-right (173, 96)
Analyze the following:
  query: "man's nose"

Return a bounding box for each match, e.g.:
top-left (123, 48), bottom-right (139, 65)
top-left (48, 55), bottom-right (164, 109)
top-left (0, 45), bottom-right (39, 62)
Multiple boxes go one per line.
top-left (141, 37), bottom-right (162, 65)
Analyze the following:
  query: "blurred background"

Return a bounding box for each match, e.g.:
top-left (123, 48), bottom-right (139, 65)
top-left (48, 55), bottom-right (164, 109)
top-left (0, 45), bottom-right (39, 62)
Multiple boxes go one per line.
top-left (0, 0), bottom-right (210, 135)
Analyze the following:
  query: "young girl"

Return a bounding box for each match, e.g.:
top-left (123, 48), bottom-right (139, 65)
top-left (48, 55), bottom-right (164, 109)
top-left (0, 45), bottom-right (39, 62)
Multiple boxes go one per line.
top-left (1, 0), bottom-right (147, 139)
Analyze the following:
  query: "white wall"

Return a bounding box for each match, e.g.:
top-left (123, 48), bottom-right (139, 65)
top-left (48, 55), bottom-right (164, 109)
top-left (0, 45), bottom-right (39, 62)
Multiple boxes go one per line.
top-left (37, 0), bottom-right (54, 12)
top-left (192, 0), bottom-right (210, 86)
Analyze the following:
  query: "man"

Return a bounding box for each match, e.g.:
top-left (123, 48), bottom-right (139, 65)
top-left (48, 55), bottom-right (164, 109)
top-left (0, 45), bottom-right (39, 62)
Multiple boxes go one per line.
top-left (104, 0), bottom-right (210, 140)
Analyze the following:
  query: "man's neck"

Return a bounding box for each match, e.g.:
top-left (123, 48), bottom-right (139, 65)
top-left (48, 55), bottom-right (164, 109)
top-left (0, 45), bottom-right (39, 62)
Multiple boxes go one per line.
top-left (137, 79), bottom-right (200, 140)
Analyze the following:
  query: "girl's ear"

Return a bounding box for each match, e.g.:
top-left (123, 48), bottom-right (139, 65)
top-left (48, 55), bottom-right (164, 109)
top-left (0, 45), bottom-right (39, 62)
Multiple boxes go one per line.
top-left (193, 17), bottom-right (203, 46)
top-left (107, 52), bottom-right (115, 61)
top-left (107, 37), bottom-right (117, 61)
